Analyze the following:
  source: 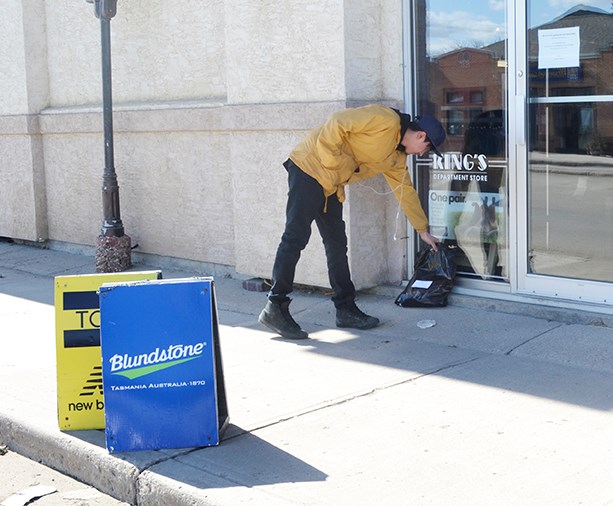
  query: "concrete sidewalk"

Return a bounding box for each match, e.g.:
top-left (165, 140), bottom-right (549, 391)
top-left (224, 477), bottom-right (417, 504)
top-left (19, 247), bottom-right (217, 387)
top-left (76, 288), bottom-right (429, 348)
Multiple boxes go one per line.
top-left (1, 240), bottom-right (613, 506)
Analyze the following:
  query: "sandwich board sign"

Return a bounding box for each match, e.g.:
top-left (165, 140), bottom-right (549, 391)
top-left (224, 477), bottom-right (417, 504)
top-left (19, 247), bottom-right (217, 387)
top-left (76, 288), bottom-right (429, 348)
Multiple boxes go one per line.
top-left (99, 277), bottom-right (229, 453)
top-left (55, 270), bottom-right (162, 430)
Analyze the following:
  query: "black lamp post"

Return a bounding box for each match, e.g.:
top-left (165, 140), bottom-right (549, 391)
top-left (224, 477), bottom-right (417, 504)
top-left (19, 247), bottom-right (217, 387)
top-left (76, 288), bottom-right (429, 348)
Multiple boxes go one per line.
top-left (88, 0), bottom-right (131, 272)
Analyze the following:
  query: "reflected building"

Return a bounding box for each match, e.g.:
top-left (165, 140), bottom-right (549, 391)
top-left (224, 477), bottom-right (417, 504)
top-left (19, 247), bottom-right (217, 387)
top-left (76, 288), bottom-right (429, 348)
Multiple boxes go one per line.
top-left (417, 5), bottom-right (612, 283)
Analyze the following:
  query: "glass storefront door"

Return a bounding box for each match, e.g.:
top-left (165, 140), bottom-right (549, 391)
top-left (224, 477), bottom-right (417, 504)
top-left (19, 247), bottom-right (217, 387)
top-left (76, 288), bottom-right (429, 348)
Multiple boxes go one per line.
top-left (412, 0), bottom-right (510, 282)
top-left (519, 1), bottom-right (613, 303)
top-left (411, 0), bottom-right (612, 305)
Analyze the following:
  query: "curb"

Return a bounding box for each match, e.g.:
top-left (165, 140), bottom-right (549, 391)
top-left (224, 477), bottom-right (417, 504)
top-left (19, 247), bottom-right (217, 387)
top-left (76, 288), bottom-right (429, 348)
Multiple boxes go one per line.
top-left (0, 414), bottom-right (139, 504)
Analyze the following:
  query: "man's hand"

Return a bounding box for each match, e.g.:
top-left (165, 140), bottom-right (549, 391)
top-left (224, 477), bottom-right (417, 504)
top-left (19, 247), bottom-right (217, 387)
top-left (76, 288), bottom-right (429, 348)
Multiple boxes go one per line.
top-left (419, 231), bottom-right (439, 252)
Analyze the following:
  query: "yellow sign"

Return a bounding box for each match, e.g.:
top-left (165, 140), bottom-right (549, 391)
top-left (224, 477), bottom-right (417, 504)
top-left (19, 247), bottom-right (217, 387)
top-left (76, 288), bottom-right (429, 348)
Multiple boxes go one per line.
top-left (55, 270), bottom-right (162, 430)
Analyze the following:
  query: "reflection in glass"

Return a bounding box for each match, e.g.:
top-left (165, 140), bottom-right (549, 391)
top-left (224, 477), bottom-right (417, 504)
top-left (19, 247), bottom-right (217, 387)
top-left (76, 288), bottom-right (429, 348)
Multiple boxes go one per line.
top-left (415, 0), bottom-right (612, 285)
top-left (527, 4), bottom-right (613, 282)
top-left (414, 0), bottom-right (509, 280)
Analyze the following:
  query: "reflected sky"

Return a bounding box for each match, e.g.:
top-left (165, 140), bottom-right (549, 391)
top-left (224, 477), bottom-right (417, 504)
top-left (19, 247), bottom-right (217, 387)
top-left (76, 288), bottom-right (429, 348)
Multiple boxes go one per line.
top-left (427, 0), bottom-right (612, 56)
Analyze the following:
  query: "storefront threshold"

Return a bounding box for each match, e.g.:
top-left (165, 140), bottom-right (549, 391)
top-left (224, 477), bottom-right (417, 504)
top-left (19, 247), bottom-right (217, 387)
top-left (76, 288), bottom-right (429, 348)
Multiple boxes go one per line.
top-left (369, 283), bottom-right (613, 329)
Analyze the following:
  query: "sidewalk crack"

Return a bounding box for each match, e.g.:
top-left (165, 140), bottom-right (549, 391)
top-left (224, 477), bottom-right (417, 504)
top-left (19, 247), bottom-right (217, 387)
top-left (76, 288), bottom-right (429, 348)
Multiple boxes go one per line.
top-left (228, 355), bottom-right (483, 437)
top-left (139, 447), bottom-right (199, 473)
top-left (504, 324), bottom-right (563, 356)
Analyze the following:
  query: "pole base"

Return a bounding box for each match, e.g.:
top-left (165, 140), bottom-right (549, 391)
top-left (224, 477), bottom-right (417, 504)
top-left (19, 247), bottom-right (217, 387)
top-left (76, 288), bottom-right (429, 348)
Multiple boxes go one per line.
top-left (96, 234), bottom-right (132, 273)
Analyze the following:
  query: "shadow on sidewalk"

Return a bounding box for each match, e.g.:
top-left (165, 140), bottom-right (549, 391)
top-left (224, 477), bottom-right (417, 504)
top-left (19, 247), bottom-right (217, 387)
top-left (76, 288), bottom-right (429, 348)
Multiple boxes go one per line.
top-left (68, 424), bottom-right (328, 489)
top-left (299, 329), bottom-right (613, 411)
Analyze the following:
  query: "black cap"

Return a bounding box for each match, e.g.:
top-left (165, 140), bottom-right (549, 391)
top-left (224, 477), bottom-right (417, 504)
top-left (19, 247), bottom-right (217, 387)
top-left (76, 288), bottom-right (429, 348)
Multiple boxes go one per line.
top-left (415, 115), bottom-right (446, 156)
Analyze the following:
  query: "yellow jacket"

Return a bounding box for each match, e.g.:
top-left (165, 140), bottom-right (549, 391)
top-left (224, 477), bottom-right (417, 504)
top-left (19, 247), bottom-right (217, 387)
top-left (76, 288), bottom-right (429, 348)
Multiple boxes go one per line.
top-left (289, 104), bottom-right (429, 232)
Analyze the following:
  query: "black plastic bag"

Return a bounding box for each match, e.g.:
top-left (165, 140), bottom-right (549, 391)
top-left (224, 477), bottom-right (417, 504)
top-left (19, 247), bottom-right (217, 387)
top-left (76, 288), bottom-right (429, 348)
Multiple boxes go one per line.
top-left (395, 245), bottom-right (458, 308)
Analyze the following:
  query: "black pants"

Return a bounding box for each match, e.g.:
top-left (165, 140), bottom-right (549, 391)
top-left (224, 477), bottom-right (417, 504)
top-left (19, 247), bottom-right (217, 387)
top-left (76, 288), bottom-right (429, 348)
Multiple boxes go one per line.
top-left (269, 160), bottom-right (355, 308)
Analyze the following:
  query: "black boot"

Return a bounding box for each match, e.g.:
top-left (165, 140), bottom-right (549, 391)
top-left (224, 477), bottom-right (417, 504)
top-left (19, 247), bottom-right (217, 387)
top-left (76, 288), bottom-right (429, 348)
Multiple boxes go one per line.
top-left (336, 301), bottom-right (380, 329)
top-left (259, 299), bottom-right (309, 339)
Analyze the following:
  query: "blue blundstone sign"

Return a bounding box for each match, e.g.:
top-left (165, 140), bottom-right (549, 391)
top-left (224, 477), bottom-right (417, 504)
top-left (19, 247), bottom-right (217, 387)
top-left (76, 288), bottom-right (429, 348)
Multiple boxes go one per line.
top-left (99, 277), bottom-right (228, 453)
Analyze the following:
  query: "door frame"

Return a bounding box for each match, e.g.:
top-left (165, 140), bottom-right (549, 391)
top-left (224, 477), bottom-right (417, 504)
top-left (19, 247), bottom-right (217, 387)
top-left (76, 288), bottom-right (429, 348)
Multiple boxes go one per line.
top-left (513, 0), bottom-right (612, 305)
top-left (403, 0), bottom-right (611, 307)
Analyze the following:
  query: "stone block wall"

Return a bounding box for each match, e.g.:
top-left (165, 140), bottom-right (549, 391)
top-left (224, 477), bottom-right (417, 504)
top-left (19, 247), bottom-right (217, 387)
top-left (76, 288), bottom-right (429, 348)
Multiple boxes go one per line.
top-left (0, 0), bottom-right (409, 289)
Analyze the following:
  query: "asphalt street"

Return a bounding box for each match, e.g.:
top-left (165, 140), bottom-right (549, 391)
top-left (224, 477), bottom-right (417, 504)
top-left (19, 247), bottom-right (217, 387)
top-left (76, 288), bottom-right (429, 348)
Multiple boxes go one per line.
top-left (0, 448), bottom-right (128, 506)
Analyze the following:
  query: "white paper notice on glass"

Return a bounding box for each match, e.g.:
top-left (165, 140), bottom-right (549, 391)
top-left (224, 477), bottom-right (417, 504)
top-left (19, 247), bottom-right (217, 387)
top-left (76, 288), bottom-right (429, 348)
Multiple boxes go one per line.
top-left (538, 27), bottom-right (580, 69)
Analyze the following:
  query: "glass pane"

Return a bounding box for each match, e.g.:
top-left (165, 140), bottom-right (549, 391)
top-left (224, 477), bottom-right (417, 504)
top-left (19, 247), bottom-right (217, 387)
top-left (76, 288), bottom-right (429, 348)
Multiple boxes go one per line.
top-left (414, 0), bottom-right (509, 281)
top-left (527, 3), bottom-right (613, 282)
top-left (528, 2), bottom-right (613, 97)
